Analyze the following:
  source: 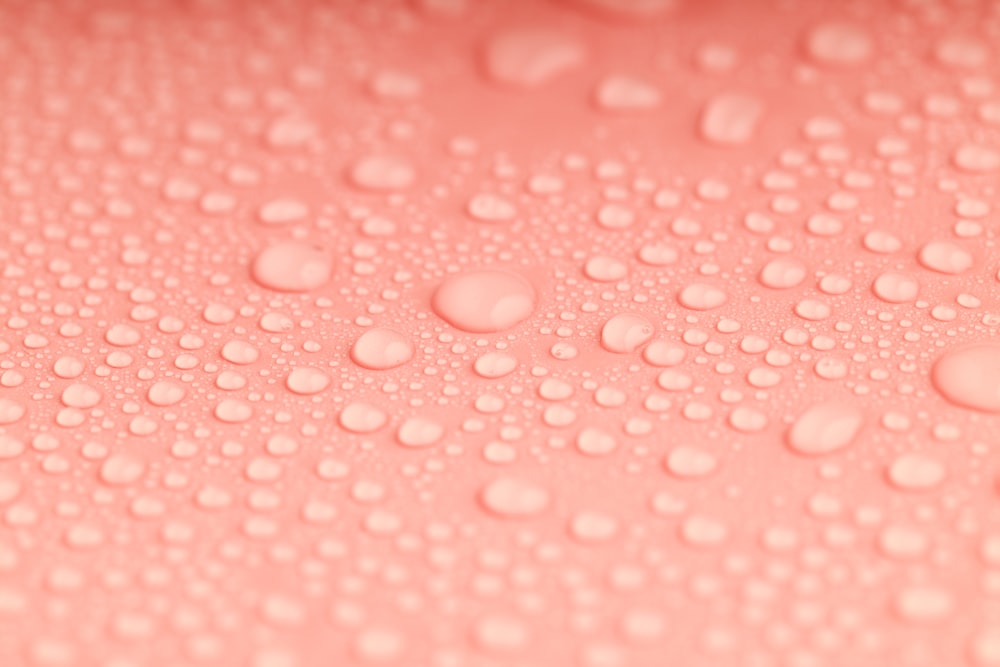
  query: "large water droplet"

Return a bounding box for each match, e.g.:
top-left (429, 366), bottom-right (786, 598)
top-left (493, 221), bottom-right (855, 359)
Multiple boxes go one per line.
top-left (251, 241), bottom-right (332, 292)
top-left (351, 328), bottom-right (414, 370)
top-left (787, 401), bottom-right (864, 456)
top-left (432, 270), bottom-right (536, 333)
top-left (932, 344), bottom-right (1000, 412)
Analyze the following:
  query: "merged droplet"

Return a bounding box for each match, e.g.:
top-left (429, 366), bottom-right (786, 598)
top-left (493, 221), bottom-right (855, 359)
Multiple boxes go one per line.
top-left (285, 367), bottom-right (331, 395)
top-left (348, 155), bottom-right (416, 190)
top-left (351, 328), bottom-right (414, 370)
top-left (678, 283), bottom-right (728, 310)
top-left (918, 241), bottom-right (973, 274)
top-left (758, 257), bottom-right (807, 289)
top-left (594, 75), bottom-right (661, 111)
top-left (432, 270), bottom-right (536, 333)
top-left (251, 241), bottom-right (332, 292)
top-left (787, 401), bottom-right (864, 456)
top-left (932, 344), bottom-right (1000, 412)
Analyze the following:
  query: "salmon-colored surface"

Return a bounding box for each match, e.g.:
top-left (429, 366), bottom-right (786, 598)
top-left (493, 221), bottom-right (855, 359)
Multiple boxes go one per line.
top-left (2, 0), bottom-right (1000, 665)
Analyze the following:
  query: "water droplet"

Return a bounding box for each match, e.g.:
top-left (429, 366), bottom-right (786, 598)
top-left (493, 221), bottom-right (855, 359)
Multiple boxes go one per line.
top-left (348, 155), bottom-right (416, 190)
top-left (805, 21), bottom-right (873, 66)
top-left (758, 257), bottom-right (807, 289)
top-left (467, 193), bottom-right (516, 222)
top-left (483, 28), bottom-right (585, 88)
top-left (918, 241), bottom-right (973, 274)
top-left (953, 144), bottom-right (1000, 173)
top-left (396, 417), bottom-right (444, 448)
top-left (351, 328), bottom-right (414, 370)
top-left (600, 313), bottom-right (653, 353)
top-left (251, 242), bottom-right (332, 292)
top-left (479, 477), bottom-right (550, 518)
top-left (594, 75), bottom-right (661, 111)
top-left (787, 402), bottom-right (864, 456)
top-left (257, 198), bottom-right (309, 225)
top-left (432, 270), bottom-right (536, 333)
top-left (473, 352), bottom-right (518, 378)
top-left (887, 453), bottom-right (946, 491)
top-left (932, 344), bottom-right (1000, 412)
top-left (285, 367), bottom-right (331, 395)
top-left (339, 403), bottom-right (388, 433)
top-left (872, 272), bottom-right (919, 303)
top-left (699, 93), bottom-right (763, 146)
top-left (678, 283), bottom-right (727, 310)
top-left (576, 427), bottom-right (618, 456)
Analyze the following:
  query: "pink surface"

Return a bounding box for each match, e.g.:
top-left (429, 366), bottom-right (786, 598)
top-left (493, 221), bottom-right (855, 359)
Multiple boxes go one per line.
top-left (1, 0), bottom-right (1000, 665)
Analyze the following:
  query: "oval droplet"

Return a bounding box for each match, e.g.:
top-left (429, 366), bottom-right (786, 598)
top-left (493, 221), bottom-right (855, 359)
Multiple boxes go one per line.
top-left (932, 344), bottom-right (1000, 412)
top-left (432, 270), bottom-right (536, 333)
top-left (787, 401), bottom-right (864, 456)
top-left (351, 328), bottom-right (414, 370)
top-left (251, 241), bottom-right (332, 292)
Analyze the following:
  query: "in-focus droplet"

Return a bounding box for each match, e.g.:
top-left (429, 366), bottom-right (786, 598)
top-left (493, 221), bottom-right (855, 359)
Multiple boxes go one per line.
top-left (432, 270), bottom-right (536, 333)
top-left (251, 241), bottom-right (332, 292)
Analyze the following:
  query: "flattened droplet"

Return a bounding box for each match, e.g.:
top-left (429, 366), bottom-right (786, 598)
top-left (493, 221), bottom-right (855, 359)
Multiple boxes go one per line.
top-left (285, 367), bottom-right (331, 395)
top-left (339, 403), bottom-right (388, 433)
top-left (483, 28), bottom-right (585, 88)
top-left (600, 313), bottom-right (653, 353)
top-left (594, 75), bottom-right (661, 111)
top-left (351, 328), bottom-right (414, 370)
top-left (396, 417), bottom-right (444, 448)
top-left (479, 477), bottom-right (550, 518)
top-left (758, 257), bottom-right (806, 289)
top-left (918, 241), bottom-right (973, 274)
top-left (872, 272), bottom-right (919, 303)
top-left (787, 402), bottom-right (864, 456)
top-left (932, 344), bottom-right (1000, 412)
top-left (348, 155), bottom-right (416, 190)
top-left (953, 144), bottom-right (1000, 173)
top-left (805, 21), bottom-right (873, 66)
top-left (251, 242), bottom-right (332, 292)
top-left (678, 283), bottom-right (727, 310)
top-left (699, 93), bottom-right (763, 146)
top-left (432, 270), bottom-right (536, 333)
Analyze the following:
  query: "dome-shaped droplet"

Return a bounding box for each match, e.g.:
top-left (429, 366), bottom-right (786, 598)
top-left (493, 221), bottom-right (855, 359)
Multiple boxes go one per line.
top-left (251, 241), bottom-right (332, 292)
top-left (932, 344), bottom-right (1000, 412)
top-left (432, 270), bottom-right (536, 333)
top-left (351, 328), bottom-right (414, 370)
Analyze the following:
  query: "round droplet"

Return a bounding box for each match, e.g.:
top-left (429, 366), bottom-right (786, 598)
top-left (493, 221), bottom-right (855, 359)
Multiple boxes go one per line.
top-left (642, 340), bottom-right (685, 367)
top-left (805, 21), bottom-right (873, 66)
top-left (286, 367), bottom-right (330, 395)
top-left (251, 242), bottom-right (332, 292)
top-left (147, 381), bottom-right (186, 407)
top-left (483, 28), bottom-right (585, 88)
top-left (872, 272), bottom-right (919, 303)
top-left (600, 313), bottom-right (653, 354)
top-left (758, 258), bottom-right (807, 289)
top-left (467, 193), bottom-right (516, 222)
top-left (953, 144), bottom-right (1000, 172)
top-left (351, 328), bottom-right (414, 370)
top-left (932, 344), bottom-right (1000, 413)
top-left (339, 403), bottom-right (388, 433)
top-left (479, 477), bottom-right (550, 518)
top-left (432, 270), bottom-right (536, 333)
top-left (678, 283), bottom-right (727, 310)
top-left (576, 427), bottom-right (618, 456)
top-left (918, 241), bottom-right (973, 274)
top-left (787, 402), bottom-right (864, 456)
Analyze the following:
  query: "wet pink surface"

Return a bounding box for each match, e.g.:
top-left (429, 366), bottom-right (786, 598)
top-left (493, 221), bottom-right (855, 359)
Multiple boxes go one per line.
top-left (2, 0), bottom-right (1000, 665)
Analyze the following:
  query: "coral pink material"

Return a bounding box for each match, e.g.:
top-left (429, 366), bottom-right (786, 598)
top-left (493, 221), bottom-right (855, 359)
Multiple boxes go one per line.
top-left (1, 1), bottom-right (999, 665)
